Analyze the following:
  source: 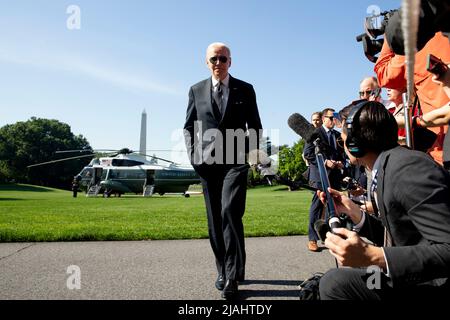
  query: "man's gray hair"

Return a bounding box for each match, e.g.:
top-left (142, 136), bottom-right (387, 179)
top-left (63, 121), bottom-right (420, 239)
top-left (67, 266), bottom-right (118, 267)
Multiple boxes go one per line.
top-left (206, 42), bottom-right (231, 57)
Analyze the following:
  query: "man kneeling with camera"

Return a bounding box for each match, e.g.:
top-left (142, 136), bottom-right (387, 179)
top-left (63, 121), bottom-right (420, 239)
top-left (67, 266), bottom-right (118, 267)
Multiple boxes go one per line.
top-left (317, 100), bottom-right (450, 300)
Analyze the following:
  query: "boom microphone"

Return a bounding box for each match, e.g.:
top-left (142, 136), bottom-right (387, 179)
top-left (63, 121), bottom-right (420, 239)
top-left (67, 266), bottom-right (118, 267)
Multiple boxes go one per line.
top-left (287, 113), bottom-right (318, 143)
top-left (328, 216), bottom-right (342, 231)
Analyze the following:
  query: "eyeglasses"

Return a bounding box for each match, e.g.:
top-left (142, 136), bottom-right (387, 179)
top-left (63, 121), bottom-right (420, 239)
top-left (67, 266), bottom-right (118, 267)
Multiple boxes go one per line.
top-left (359, 90), bottom-right (374, 97)
top-left (209, 56), bottom-right (228, 64)
top-left (323, 115), bottom-right (334, 120)
top-left (359, 88), bottom-right (380, 97)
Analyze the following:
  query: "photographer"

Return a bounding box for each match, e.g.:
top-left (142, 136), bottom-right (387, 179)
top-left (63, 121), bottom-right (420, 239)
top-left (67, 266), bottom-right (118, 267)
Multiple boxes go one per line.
top-left (415, 63), bottom-right (450, 169)
top-left (374, 28), bottom-right (450, 164)
top-left (317, 101), bottom-right (450, 300)
top-left (359, 77), bottom-right (382, 102)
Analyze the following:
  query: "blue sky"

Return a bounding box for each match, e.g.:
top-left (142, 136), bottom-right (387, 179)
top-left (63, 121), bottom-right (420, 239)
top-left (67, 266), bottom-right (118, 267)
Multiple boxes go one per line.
top-left (0, 0), bottom-right (399, 164)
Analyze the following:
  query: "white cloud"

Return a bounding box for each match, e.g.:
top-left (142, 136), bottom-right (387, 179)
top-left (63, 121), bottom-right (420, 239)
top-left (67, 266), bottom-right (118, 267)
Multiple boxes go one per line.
top-left (0, 48), bottom-right (183, 96)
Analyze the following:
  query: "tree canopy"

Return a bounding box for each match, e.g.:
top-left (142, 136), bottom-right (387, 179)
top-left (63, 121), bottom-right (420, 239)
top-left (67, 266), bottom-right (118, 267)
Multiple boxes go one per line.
top-left (0, 117), bottom-right (91, 188)
top-left (278, 139), bottom-right (307, 183)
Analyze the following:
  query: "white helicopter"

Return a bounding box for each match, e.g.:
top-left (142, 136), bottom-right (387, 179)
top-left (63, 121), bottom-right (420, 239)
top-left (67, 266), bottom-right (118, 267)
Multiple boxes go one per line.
top-left (28, 147), bottom-right (200, 198)
top-left (82, 148), bottom-right (199, 197)
top-left (28, 110), bottom-right (200, 197)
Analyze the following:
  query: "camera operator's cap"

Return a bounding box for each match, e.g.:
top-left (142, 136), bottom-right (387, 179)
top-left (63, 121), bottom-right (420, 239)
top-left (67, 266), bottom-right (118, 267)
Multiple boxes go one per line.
top-left (385, 3), bottom-right (439, 55)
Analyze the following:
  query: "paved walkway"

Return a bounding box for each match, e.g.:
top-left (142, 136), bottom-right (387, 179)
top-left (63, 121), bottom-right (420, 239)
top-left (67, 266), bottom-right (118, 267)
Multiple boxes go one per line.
top-left (0, 236), bottom-right (334, 300)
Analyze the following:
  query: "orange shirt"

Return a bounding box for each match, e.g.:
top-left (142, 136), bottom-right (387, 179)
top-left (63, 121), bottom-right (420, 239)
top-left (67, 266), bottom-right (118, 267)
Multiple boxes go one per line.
top-left (375, 32), bottom-right (450, 164)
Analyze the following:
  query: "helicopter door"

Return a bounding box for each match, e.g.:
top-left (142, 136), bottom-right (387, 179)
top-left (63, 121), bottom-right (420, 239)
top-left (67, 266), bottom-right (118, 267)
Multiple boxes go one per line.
top-left (143, 169), bottom-right (155, 197)
top-left (93, 167), bottom-right (103, 185)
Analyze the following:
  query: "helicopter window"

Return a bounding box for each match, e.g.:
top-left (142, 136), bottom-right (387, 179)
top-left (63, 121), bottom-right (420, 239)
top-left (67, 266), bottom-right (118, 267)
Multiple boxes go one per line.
top-left (111, 159), bottom-right (144, 167)
top-left (138, 172), bottom-right (146, 179)
top-left (109, 170), bottom-right (118, 179)
top-left (101, 170), bottom-right (108, 180)
top-left (80, 169), bottom-right (93, 178)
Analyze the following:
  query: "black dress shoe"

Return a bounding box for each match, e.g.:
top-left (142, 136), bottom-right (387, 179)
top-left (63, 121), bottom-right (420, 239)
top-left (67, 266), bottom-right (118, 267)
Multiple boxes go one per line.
top-left (221, 280), bottom-right (238, 300)
top-left (215, 275), bottom-right (225, 291)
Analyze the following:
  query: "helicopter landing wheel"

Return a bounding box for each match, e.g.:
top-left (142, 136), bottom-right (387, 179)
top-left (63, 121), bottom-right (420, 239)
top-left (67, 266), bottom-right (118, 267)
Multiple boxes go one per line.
top-left (184, 193), bottom-right (190, 198)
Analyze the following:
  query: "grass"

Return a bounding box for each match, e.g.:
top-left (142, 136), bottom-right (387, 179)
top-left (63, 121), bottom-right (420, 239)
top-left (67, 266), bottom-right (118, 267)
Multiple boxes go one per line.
top-left (0, 184), bottom-right (313, 242)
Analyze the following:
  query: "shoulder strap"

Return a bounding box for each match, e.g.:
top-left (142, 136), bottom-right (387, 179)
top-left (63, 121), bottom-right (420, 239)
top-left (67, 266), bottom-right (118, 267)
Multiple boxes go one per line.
top-left (412, 94), bottom-right (422, 116)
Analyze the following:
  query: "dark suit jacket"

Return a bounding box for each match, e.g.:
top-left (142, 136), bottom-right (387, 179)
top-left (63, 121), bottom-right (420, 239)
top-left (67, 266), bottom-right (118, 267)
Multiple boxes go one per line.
top-left (184, 75), bottom-right (262, 166)
top-left (359, 146), bottom-right (450, 288)
top-left (303, 126), bottom-right (344, 188)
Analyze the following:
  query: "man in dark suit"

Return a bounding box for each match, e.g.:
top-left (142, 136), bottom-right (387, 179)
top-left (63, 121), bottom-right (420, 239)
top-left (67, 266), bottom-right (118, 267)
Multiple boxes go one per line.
top-left (183, 42), bottom-right (262, 299)
top-left (303, 108), bottom-right (344, 252)
top-left (317, 101), bottom-right (450, 300)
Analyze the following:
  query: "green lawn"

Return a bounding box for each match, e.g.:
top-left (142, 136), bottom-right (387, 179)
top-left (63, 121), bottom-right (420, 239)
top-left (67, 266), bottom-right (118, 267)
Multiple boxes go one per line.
top-left (0, 184), bottom-right (313, 242)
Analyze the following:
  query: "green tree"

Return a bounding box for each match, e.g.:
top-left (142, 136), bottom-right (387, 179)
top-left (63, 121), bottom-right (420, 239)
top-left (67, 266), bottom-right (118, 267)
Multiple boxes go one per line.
top-left (0, 117), bottom-right (91, 189)
top-left (278, 140), bottom-right (307, 184)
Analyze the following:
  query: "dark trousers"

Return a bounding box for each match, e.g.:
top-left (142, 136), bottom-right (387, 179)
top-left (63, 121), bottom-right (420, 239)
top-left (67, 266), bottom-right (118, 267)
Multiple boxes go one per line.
top-left (319, 267), bottom-right (449, 300)
top-left (308, 192), bottom-right (322, 241)
top-left (196, 164), bottom-right (249, 281)
top-left (308, 173), bottom-right (341, 242)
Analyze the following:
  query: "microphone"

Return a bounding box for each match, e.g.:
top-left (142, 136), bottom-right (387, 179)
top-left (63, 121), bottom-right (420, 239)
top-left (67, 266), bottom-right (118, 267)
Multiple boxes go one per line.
top-left (287, 113), bottom-right (318, 143)
top-left (328, 216), bottom-right (342, 231)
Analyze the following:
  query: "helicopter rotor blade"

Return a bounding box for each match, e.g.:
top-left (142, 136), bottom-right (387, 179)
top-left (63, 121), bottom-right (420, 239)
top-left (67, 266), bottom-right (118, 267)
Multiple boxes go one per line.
top-left (55, 149), bottom-right (116, 154)
top-left (27, 153), bottom-right (95, 168)
top-left (145, 149), bottom-right (186, 152)
top-left (136, 152), bottom-right (178, 165)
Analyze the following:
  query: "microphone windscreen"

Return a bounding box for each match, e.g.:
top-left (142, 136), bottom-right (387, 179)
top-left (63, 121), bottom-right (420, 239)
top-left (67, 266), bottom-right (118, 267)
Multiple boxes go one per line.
top-left (328, 217), bottom-right (342, 231)
top-left (287, 113), bottom-right (316, 143)
top-left (313, 219), bottom-right (329, 242)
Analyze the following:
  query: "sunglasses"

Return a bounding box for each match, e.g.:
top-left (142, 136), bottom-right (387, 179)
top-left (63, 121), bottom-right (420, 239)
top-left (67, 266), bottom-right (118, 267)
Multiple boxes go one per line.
top-left (323, 115), bottom-right (334, 120)
top-left (209, 56), bottom-right (228, 64)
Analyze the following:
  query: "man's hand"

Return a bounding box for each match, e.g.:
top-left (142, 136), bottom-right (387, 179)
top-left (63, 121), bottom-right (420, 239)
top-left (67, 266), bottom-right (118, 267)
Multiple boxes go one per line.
top-left (317, 187), bottom-right (362, 224)
top-left (325, 160), bottom-right (343, 170)
top-left (325, 228), bottom-right (386, 269)
top-left (432, 63), bottom-right (450, 99)
top-left (361, 200), bottom-right (374, 215)
top-left (348, 185), bottom-right (365, 197)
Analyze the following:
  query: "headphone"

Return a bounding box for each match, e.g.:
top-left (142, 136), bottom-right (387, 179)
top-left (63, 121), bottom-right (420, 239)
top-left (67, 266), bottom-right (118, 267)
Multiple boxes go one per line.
top-left (345, 100), bottom-right (369, 158)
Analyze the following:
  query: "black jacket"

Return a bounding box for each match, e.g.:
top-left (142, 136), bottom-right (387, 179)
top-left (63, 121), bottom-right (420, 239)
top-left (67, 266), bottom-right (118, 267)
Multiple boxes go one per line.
top-left (359, 146), bottom-right (450, 288)
top-left (303, 126), bottom-right (344, 188)
top-left (184, 75), bottom-right (262, 166)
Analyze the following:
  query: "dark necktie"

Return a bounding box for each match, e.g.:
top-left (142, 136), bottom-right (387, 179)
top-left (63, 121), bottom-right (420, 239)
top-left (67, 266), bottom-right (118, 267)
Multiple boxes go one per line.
top-left (327, 131), bottom-right (335, 150)
top-left (370, 176), bottom-right (379, 217)
top-left (213, 82), bottom-right (223, 114)
top-left (371, 173), bottom-right (393, 247)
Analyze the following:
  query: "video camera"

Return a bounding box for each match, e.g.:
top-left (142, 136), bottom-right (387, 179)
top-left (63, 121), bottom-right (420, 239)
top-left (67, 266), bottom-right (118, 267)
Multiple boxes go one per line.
top-left (340, 177), bottom-right (360, 191)
top-left (357, 0), bottom-right (450, 60)
top-left (356, 9), bottom-right (398, 63)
